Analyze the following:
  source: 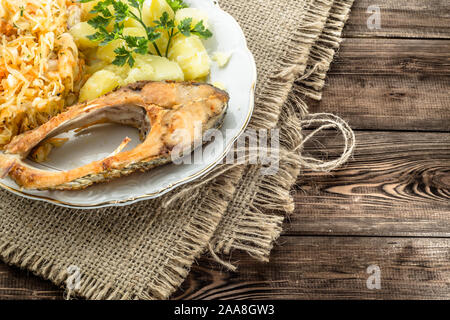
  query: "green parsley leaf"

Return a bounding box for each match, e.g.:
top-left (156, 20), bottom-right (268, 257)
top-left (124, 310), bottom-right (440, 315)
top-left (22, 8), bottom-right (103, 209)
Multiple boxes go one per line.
top-left (86, 31), bottom-right (104, 42)
top-left (85, 0), bottom-right (213, 61)
top-left (177, 17), bottom-right (192, 37)
top-left (166, 0), bottom-right (188, 13)
top-left (154, 11), bottom-right (175, 29)
top-left (113, 46), bottom-right (135, 67)
top-left (191, 21), bottom-right (212, 39)
top-left (112, 22), bottom-right (125, 35)
top-left (127, 0), bottom-right (144, 9)
top-left (112, 0), bottom-right (129, 23)
top-left (177, 19), bottom-right (212, 39)
top-left (91, 0), bottom-right (114, 18)
top-left (87, 15), bottom-right (112, 29)
top-left (124, 36), bottom-right (149, 55)
top-left (146, 26), bottom-right (162, 42)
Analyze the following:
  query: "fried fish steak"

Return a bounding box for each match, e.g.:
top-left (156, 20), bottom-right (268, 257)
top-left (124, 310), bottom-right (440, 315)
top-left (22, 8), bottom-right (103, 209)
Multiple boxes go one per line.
top-left (0, 81), bottom-right (229, 190)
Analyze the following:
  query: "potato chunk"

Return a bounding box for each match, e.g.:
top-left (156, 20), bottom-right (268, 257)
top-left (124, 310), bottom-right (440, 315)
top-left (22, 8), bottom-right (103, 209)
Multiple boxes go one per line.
top-left (141, 0), bottom-right (175, 56)
top-left (142, 0), bottom-right (175, 26)
top-left (79, 70), bottom-right (122, 102)
top-left (148, 32), bottom-right (169, 56)
top-left (175, 8), bottom-right (210, 29)
top-left (104, 64), bottom-right (131, 80)
top-left (69, 22), bottom-right (98, 49)
top-left (123, 55), bottom-right (184, 85)
top-left (212, 51), bottom-right (232, 68)
top-left (143, 55), bottom-right (184, 81)
top-left (123, 6), bottom-right (142, 28)
top-left (96, 27), bottom-right (147, 63)
top-left (80, 0), bottom-right (100, 21)
top-left (123, 64), bottom-right (155, 85)
top-left (85, 60), bottom-right (108, 75)
top-left (168, 35), bottom-right (210, 80)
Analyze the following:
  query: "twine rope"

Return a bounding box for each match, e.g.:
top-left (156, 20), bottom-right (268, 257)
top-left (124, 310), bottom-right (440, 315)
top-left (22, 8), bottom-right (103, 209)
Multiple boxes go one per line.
top-left (297, 113), bottom-right (355, 171)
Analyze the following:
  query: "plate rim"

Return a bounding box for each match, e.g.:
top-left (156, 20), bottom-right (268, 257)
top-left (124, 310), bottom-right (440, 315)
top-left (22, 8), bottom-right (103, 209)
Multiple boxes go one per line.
top-left (0, 2), bottom-right (257, 210)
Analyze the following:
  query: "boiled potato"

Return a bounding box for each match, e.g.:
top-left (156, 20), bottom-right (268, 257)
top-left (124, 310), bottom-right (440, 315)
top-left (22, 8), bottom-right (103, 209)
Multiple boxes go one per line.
top-left (123, 6), bottom-right (142, 28)
top-left (148, 31), bottom-right (170, 56)
top-left (79, 70), bottom-right (122, 102)
top-left (143, 55), bottom-right (184, 81)
top-left (97, 42), bottom-right (124, 64)
top-left (80, 0), bottom-right (101, 21)
top-left (82, 3), bottom-right (119, 31)
top-left (168, 35), bottom-right (210, 80)
top-left (82, 47), bottom-right (100, 62)
top-left (141, 0), bottom-right (176, 56)
top-left (69, 22), bottom-right (98, 49)
top-left (97, 27), bottom-right (147, 63)
top-left (212, 81), bottom-right (226, 91)
top-left (123, 63), bottom-right (155, 85)
top-left (85, 60), bottom-right (108, 75)
top-left (123, 55), bottom-right (184, 85)
top-left (212, 51), bottom-right (231, 68)
top-left (175, 8), bottom-right (210, 29)
top-left (104, 64), bottom-right (131, 79)
top-left (142, 0), bottom-right (175, 26)
top-left (124, 27), bottom-right (148, 37)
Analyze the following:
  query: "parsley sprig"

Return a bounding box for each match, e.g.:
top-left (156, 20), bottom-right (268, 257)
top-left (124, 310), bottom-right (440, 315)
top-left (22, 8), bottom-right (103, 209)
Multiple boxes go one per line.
top-left (154, 12), bottom-right (213, 57)
top-left (166, 0), bottom-right (188, 12)
top-left (79, 0), bottom-right (212, 67)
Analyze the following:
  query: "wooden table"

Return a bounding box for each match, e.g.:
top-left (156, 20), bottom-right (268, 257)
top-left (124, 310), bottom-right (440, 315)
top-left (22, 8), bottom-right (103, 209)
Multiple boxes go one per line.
top-left (0, 0), bottom-right (449, 299)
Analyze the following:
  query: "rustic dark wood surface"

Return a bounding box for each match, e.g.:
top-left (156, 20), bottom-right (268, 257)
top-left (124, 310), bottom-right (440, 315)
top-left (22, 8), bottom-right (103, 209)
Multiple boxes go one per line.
top-left (0, 0), bottom-right (449, 300)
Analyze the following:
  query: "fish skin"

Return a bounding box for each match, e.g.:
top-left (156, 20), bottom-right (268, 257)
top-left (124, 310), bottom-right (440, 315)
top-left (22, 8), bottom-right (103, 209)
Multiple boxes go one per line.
top-left (0, 81), bottom-right (229, 190)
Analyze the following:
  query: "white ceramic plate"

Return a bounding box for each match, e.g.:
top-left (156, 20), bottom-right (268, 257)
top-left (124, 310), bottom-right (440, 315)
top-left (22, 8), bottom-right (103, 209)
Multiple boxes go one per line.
top-left (0, 0), bottom-right (256, 209)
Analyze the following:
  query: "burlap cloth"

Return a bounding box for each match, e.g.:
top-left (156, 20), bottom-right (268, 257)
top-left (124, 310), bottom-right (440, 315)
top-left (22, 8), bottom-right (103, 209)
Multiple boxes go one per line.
top-left (0, 0), bottom-right (355, 299)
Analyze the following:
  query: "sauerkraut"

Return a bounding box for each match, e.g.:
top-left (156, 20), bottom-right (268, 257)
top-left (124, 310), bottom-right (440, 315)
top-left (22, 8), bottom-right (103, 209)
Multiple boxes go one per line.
top-left (0, 0), bottom-right (83, 145)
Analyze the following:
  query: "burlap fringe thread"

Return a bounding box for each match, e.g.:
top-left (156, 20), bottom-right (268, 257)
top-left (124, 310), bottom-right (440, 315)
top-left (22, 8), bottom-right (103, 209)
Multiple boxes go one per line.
top-left (0, 0), bottom-right (356, 299)
top-left (205, 101), bottom-right (354, 270)
top-left (207, 0), bottom-right (355, 267)
top-left (249, 0), bottom-right (334, 131)
top-left (0, 165), bottom-right (243, 300)
top-left (296, 0), bottom-right (354, 100)
top-left (166, 0), bottom-right (355, 270)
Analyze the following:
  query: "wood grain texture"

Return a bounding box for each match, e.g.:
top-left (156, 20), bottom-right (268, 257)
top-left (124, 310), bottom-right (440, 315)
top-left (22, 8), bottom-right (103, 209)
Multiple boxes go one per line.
top-left (306, 74), bottom-right (450, 132)
top-left (0, 0), bottom-right (449, 300)
top-left (328, 39), bottom-right (450, 75)
top-left (174, 237), bottom-right (450, 300)
top-left (289, 131), bottom-right (450, 237)
top-left (2, 236), bottom-right (449, 300)
top-left (304, 37), bottom-right (450, 131)
top-left (0, 264), bottom-right (62, 300)
top-left (344, 0), bottom-right (450, 39)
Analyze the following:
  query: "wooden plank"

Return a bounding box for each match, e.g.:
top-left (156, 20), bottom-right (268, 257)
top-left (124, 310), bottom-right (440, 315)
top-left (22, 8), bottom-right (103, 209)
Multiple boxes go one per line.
top-left (344, 0), bottom-right (450, 39)
top-left (306, 74), bottom-right (450, 131)
top-left (329, 39), bottom-right (450, 75)
top-left (0, 263), bottom-right (62, 300)
top-left (174, 237), bottom-right (450, 300)
top-left (1, 236), bottom-right (449, 300)
top-left (1, 0), bottom-right (449, 301)
top-left (288, 131), bottom-right (450, 237)
top-left (304, 38), bottom-right (450, 131)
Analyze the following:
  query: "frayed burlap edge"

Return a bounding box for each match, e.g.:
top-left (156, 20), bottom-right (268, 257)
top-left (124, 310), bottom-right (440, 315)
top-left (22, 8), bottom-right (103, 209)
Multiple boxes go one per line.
top-left (211, 100), bottom-right (306, 265)
top-left (103, 0), bottom-right (340, 274)
top-left (210, 0), bottom-right (335, 258)
top-left (0, 167), bottom-right (242, 300)
top-left (210, 0), bottom-right (355, 265)
top-left (248, 0), bottom-right (334, 130)
top-left (0, 0), bottom-right (356, 299)
top-left (296, 0), bottom-right (354, 100)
